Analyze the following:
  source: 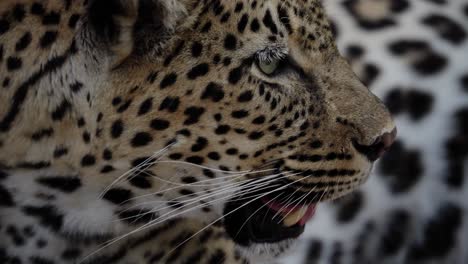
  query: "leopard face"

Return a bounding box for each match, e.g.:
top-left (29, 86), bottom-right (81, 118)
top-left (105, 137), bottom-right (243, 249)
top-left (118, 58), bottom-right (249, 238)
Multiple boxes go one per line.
top-left (0, 0), bottom-right (395, 261)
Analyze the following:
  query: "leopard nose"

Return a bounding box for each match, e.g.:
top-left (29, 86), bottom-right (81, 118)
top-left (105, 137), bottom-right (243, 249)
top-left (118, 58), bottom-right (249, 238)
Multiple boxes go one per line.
top-left (352, 128), bottom-right (397, 162)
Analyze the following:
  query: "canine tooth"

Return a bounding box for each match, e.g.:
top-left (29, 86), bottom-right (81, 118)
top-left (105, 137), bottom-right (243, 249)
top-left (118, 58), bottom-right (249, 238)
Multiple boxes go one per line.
top-left (283, 207), bottom-right (308, 227)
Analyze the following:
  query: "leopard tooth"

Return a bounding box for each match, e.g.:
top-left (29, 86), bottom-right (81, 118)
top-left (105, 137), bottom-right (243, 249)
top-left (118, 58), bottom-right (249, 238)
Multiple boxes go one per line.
top-left (283, 207), bottom-right (308, 227)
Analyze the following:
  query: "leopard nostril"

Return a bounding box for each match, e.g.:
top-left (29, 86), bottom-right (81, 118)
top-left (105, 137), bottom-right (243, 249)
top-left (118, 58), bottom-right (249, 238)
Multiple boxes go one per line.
top-left (353, 128), bottom-right (397, 162)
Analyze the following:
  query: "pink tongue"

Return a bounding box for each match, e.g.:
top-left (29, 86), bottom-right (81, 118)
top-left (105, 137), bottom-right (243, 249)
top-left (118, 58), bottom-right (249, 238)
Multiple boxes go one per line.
top-left (262, 198), bottom-right (317, 226)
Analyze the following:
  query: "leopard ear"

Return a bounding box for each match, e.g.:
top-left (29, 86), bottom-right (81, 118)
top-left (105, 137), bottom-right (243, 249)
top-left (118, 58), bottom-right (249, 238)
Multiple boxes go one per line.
top-left (87, 0), bottom-right (188, 67)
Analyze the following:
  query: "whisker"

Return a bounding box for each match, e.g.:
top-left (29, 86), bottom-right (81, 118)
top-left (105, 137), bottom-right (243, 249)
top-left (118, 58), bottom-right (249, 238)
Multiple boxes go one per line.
top-left (164, 173), bottom-right (310, 257)
top-left (98, 143), bottom-right (176, 198)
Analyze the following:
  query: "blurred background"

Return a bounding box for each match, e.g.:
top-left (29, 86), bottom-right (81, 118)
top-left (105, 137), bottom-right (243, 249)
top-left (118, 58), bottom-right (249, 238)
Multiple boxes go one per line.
top-left (282, 0), bottom-right (468, 263)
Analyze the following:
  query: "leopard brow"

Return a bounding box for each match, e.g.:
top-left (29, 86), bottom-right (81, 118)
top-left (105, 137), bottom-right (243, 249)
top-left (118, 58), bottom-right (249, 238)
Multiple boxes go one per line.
top-left (256, 47), bottom-right (288, 63)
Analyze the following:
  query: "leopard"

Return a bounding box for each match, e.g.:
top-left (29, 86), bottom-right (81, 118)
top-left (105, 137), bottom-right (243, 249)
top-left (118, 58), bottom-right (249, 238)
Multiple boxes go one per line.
top-left (281, 0), bottom-right (468, 263)
top-left (0, 0), bottom-right (396, 263)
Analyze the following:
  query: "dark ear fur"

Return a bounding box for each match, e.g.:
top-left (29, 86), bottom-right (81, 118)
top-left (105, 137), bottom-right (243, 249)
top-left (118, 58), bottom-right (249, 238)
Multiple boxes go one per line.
top-left (87, 0), bottom-right (187, 67)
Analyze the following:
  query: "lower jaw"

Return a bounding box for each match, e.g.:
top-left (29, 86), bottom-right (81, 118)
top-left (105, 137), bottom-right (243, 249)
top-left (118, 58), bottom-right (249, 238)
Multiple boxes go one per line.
top-left (223, 196), bottom-right (309, 246)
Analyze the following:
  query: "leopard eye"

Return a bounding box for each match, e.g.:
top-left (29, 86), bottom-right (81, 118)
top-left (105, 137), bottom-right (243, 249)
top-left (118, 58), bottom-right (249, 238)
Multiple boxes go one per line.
top-left (257, 58), bottom-right (280, 76)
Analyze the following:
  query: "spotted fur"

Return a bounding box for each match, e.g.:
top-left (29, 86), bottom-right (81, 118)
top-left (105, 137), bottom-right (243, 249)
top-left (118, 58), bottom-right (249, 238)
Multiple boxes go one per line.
top-left (283, 1), bottom-right (468, 263)
top-left (0, 0), bottom-right (395, 263)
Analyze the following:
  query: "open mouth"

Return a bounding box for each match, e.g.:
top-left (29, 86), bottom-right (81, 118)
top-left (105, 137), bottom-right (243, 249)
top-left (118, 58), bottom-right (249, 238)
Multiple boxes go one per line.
top-left (223, 191), bottom-right (317, 246)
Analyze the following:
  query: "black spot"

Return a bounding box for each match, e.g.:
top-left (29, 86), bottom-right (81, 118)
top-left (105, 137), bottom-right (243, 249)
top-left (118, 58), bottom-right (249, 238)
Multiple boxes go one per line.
top-left (208, 249), bottom-right (226, 264)
top-left (0, 19), bottom-right (10, 35)
top-left (237, 14), bottom-right (248, 33)
top-left (361, 63), bottom-right (380, 86)
top-left (231, 110), bottom-right (249, 119)
top-left (388, 40), bottom-right (447, 75)
top-left (201, 82), bottom-right (225, 102)
top-left (388, 40), bottom-right (429, 55)
top-left (252, 116), bottom-right (265, 125)
top-left (128, 173), bottom-right (153, 189)
top-left (70, 82), bottom-right (83, 93)
top-left (384, 88), bottom-right (405, 115)
top-left (248, 131), bottom-right (264, 140)
top-left (384, 88), bottom-right (434, 120)
top-left (310, 140), bottom-right (323, 149)
top-left (51, 100), bottom-right (71, 121)
top-left (335, 192), bottom-right (363, 223)
top-left (146, 71), bottom-right (159, 84)
top-left (306, 239), bottom-right (323, 261)
top-left (53, 147), bottom-right (68, 158)
top-left (228, 65), bottom-right (243, 84)
top-left (117, 100), bottom-right (132, 113)
top-left (145, 118), bottom-right (168, 133)
top-left (191, 137), bottom-right (208, 152)
top-left (215, 125), bottom-right (231, 135)
top-left (461, 74), bottom-right (468, 92)
top-left (208, 152), bottom-right (221, 160)
top-left (422, 14), bottom-right (467, 45)
top-left (37, 176), bottom-right (82, 193)
top-left (62, 248), bottom-right (81, 260)
top-left (203, 170), bottom-right (215, 180)
top-left (187, 63), bottom-right (210, 80)
top-left (159, 96), bottom-right (180, 112)
top-left (346, 44), bottom-right (365, 59)
top-left (7, 57), bottom-right (22, 71)
top-left (186, 156), bottom-right (204, 165)
top-left (169, 153), bottom-right (183, 160)
top-left (200, 21), bottom-right (212, 32)
top-left (40, 31), bottom-right (58, 48)
top-left (15, 32), bottom-right (32, 51)
top-left (17, 161), bottom-right (51, 169)
top-left (250, 18), bottom-right (260, 32)
top-left (137, 98), bottom-right (153, 116)
top-left (68, 14), bottom-right (81, 29)
top-left (406, 90), bottom-right (434, 120)
top-left (224, 34), bottom-right (237, 50)
top-left (81, 154), bottom-right (96, 167)
top-left (163, 40), bottom-right (185, 66)
top-left (234, 2), bottom-right (244, 12)
top-left (181, 176), bottom-right (198, 184)
top-left (0, 170), bottom-right (8, 180)
top-left (13, 4), bottom-right (26, 21)
top-left (226, 148), bottom-right (238, 155)
top-left (277, 5), bottom-right (292, 34)
top-left (378, 210), bottom-right (411, 257)
top-left (112, 97), bottom-right (122, 106)
top-left (103, 188), bottom-right (132, 205)
top-left (0, 185), bottom-right (14, 207)
top-left (406, 203), bottom-right (462, 260)
top-left (22, 205), bottom-right (63, 232)
top-left (131, 132), bottom-right (153, 147)
top-left (31, 3), bottom-right (45, 15)
top-left (263, 10), bottom-right (278, 34)
top-left (184, 249), bottom-right (207, 263)
top-left (103, 149), bottom-right (113, 160)
top-left (191, 42), bottom-right (203, 57)
top-left (31, 128), bottom-right (54, 141)
top-left (160, 73), bottom-right (178, 89)
top-left (30, 256), bottom-right (55, 264)
top-left (379, 141), bottom-right (423, 193)
top-left (111, 120), bottom-right (124, 138)
top-left (42, 11), bottom-right (61, 25)
top-left (184, 107), bottom-right (205, 125)
top-left (413, 52), bottom-right (448, 75)
top-left (237, 91), bottom-right (253, 102)
top-left (100, 165), bottom-right (114, 173)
